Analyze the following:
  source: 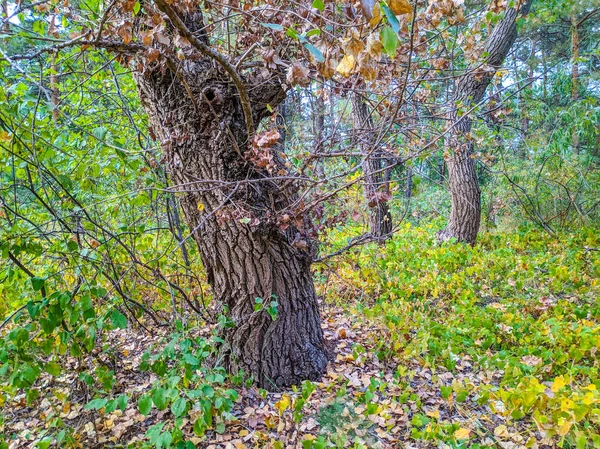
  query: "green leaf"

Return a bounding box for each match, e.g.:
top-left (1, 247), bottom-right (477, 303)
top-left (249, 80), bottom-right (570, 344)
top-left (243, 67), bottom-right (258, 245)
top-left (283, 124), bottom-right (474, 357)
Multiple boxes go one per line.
top-left (152, 387), bottom-right (168, 410)
top-left (183, 354), bottom-right (199, 366)
top-left (304, 43), bottom-right (325, 62)
top-left (156, 432), bottom-right (172, 449)
top-left (138, 394), bottom-right (152, 415)
top-left (261, 23), bottom-right (284, 31)
top-left (110, 309), bottom-right (128, 329)
top-left (312, 0), bottom-right (325, 12)
top-left (85, 398), bottom-right (108, 410)
top-left (380, 26), bottom-right (398, 58)
top-left (115, 394), bottom-right (129, 412)
top-left (44, 362), bottom-right (61, 377)
top-left (133, 1), bottom-right (141, 14)
top-left (313, 436), bottom-right (328, 449)
top-left (193, 418), bottom-right (206, 436)
top-left (456, 390), bottom-right (468, 402)
top-left (31, 277), bottom-right (45, 292)
top-left (171, 397), bottom-right (188, 418)
top-left (382, 4), bottom-right (401, 33)
top-left (440, 385), bottom-right (452, 399)
top-left (286, 27), bottom-right (299, 39)
top-left (146, 422), bottom-right (165, 442)
top-left (92, 126), bottom-right (107, 141)
top-left (36, 438), bottom-right (53, 449)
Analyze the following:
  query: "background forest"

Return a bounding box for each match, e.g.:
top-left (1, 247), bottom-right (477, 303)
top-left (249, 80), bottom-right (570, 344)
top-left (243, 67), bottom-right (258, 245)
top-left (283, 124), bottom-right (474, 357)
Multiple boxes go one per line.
top-left (0, 0), bottom-right (599, 448)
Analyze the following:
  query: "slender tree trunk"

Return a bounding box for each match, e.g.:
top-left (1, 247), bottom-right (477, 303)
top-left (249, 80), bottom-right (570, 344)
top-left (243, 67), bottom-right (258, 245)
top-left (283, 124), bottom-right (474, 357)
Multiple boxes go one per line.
top-left (542, 44), bottom-right (548, 99)
top-left (438, 0), bottom-right (533, 245)
top-left (351, 92), bottom-right (392, 241)
top-left (313, 83), bottom-right (326, 178)
top-left (50, 53), bottom-right (60, 124)
top-left (132, 11), bottom-right (328, 389)
top-left (524, 38), bottom-right (535, 137)
top-left (405, 165), bottom-right (413, 199)
top-left (275, 97), bottom-right (289, 153)
top-left (571, 16), bottom-right (580, 101)
top-left (2, 1), bottom-right (9, 34)
top-left (571, 16), bottom-right (580, 152)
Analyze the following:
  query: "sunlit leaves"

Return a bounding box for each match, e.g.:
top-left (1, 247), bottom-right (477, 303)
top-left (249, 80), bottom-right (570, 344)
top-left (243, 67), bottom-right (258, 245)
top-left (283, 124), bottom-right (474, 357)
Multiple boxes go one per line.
top-left (311, 0), bottom-right (325, 12)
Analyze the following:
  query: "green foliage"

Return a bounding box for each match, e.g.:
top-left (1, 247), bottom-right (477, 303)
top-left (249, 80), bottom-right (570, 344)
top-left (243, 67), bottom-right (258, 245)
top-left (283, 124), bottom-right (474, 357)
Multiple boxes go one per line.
top-left (326, 223), bottom-right (600, 446)
top-left (135, 332), bottom-right (239, 447)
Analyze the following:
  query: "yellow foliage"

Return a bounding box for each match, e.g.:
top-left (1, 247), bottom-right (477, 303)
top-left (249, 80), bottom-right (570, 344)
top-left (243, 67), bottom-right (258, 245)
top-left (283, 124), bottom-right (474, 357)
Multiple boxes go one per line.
top-left (454, 428), bottom-right (471, 440)
top-left (274, 394), bottom-right (291, 415)
top-left (388, 0), bottom-right (413, 16)
top-left (551, 376), bottom-right (567, 393)
top-left (336, 55), bottom-right (356, 77)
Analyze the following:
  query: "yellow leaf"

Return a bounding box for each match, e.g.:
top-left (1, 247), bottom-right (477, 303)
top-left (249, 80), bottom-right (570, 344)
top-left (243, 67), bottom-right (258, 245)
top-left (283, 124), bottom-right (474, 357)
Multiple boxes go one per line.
top-left (197, 202), bottom-right (205, 212)
top-left (369, 3), bottom-right (382, 27)
top-left (264, 415), bottom-right (278, 429)
top-left (389, 0), bottom-right (412, 16)
top-left (454, 428), bottom-right (471, 440)
top-left (583, 392), bottom-right (595, 405)
top-left (426, 409), bottom-right (440, 419)
top-left (494, 424), bottom-right (509, 437)
top-left (342, 36), bottom-right (364, 57)
top-left (366, 33), bottom-right (383, 58)
top-left (552, 376), bottom-right (567, 393)
top-left (274, 394), bottom-right (291, 415)
top-left (336, 55), bottom-right (356, 77)
top-left (561, 398), bottom-right (575, 411)
top-left (557, 418), bottom-right (573, 436)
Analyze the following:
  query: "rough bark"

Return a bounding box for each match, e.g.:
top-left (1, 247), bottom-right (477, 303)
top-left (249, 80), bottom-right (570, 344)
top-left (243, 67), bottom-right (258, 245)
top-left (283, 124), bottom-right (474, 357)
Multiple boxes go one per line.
top-left (132, 9), bottom-right (328, 389)
top-left (438, 0), bottom-right (533, 245)
top-left (351, 92), bottom-right (392, 241)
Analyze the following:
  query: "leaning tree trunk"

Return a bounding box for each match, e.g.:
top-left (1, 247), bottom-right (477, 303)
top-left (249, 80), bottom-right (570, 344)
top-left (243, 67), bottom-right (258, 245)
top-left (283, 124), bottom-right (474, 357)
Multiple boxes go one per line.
top-left (132, 10), bottom-right (327, 390)
top-left (438, 0), bottom-right (533, 245)
top-left (351, 93), bottom-right (392, 241)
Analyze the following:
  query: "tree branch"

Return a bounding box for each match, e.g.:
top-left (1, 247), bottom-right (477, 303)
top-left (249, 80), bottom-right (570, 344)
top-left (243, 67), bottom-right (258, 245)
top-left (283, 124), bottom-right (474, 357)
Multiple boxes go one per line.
top-left (153, 0), bottom-right (255, 139)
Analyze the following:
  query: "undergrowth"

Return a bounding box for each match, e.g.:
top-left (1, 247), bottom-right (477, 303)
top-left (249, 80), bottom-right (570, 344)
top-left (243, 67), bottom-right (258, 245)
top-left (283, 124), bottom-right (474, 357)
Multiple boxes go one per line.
top-left (320, 222), bottom-right (600, 447)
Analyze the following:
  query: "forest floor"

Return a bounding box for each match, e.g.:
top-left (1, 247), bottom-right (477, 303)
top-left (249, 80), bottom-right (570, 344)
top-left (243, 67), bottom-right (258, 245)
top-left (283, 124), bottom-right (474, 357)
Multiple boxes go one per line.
top-left (2, 226), bottom-right (599, 448)
top-left (4, 304), bottom-right (550, 449)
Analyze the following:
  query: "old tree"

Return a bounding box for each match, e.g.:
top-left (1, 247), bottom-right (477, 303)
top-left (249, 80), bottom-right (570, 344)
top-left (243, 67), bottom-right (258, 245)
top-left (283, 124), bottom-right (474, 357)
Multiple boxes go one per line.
top-left (1, 0), bottom-right (539, 390)
top-left (129, 1), bottom-right (330, 389)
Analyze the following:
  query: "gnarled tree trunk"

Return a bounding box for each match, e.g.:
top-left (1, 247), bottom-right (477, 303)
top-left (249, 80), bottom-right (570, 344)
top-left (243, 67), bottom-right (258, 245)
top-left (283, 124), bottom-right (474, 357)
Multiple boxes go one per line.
top-left (438, 0), bottom-right (533, 245)
top-left (133, 10), bottom-right (328, 390)
top-left (351, 92), bottom-right (392, 241)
